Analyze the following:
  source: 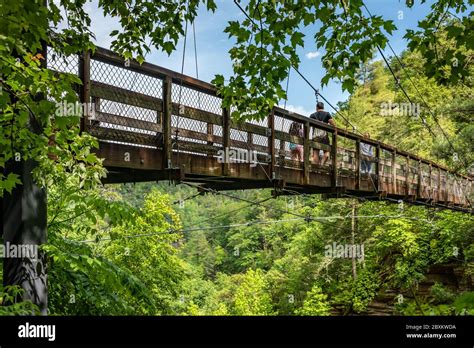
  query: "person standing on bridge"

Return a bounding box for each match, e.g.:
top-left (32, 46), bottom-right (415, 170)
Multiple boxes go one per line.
top-left (310, 102), bottom-right (335, 166)
top-left (360, 132), bottom-right (374, 174)
top-left (289, 121), bottom-right (304, 162)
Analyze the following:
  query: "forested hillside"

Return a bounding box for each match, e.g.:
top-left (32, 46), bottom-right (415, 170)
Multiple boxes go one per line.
top-left (33, 178), bottom-right (474, 316)
top-left (342, 47), bottom-right (473, 172)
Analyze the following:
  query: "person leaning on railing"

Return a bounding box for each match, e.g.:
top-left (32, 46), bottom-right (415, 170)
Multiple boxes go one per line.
top-left (310, 102), bottom-right (335, 166)
top-left (289, 121), bottom-right (304, 162)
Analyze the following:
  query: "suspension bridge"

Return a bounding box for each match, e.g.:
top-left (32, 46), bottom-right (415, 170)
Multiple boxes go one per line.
top-left (47, 46), bottom-right (473, 213)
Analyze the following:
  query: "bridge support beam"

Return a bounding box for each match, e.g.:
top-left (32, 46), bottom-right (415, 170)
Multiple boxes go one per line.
top-left (416, 159), bottom-right (421, 199)
top-left (163, 76), bottom-right (173, 169)
top-left (375, 144), bottom-right (381, 192)
top-left (79, 50), bottom-right (91, 132)
top-left (303, 121), bottom-right (310, 185)
top-left (355, 139), bottom-right (361, 190)
top-left (222, 107), bottom-right (231, 176)
top-left (268, 109), bottom-right (275, 179)
top-left (331, 130), bottom-right (338, 188)
top-left (406, 156), bottom-right (411, 196)
top-left (437, 167), bottom-right (441, 203)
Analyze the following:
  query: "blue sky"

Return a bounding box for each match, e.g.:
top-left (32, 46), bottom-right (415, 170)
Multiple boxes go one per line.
top-left (84, 0), bottom-right (440, 116)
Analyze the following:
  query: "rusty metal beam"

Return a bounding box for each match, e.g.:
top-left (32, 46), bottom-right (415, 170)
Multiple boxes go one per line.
top-left (163, 76), bottom-right (172, 169)
top-left (79, 50), bottom-right (91, 132)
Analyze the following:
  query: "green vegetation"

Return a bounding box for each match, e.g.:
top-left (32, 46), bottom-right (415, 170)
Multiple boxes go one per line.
top-left (29, 178), bottom-right (472, 316)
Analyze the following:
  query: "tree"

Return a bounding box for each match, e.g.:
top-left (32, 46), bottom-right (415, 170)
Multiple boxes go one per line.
top-left (234, 269), bottom-right (273, 315)
top-left (102, 189), bottom-right (187, 314)
top-left (404, 2), bottom-right (473, 85)
top-left (295, 284), bottom-right (331, 316)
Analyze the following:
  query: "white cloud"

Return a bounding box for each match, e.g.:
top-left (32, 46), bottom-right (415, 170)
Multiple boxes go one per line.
top-left (305, 51), bottom-right (320, 60)
top-left (278, 104), bottom-right (313, 116)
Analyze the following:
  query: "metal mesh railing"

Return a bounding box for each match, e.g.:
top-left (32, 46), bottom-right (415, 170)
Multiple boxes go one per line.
top-left (47, 48), bottom-right (79, 75)
top-left (170, 84), bottom-right (223, 158)
top-left (88, 57), bottom-right (163, 148)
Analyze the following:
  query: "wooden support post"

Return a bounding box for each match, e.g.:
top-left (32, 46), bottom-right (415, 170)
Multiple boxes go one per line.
top-left (437, 166), bottom-right (441, 203)
top-left (94, 97), bottom-right (101, 116)
top-left (247, 131), bottom-right (253, 169)
top-left (375, 144), bottom-right (381, 192)
top-left (279, 127), bottom-right (285, 172)
top-left (303, 121), bottom-right (310, 185)
top-left (162, 76), bottom-right (172, 169)
top-left (416, 160), bottom-right (422, 199)
top-left (405, 156), bottom-right (410, 196)
top-left (247, 133), bottom-right (253, 149)
top-left (446, 173), bottom-right (450, 203)
top-left (222, 107), bottom-right (231, 176)
top-left (331, 130), bottom-right (338, 188)
top-left (429, 163), bottom-right (433, 202)
top-left (207, 122), bottom-right (213, 157)
top-left (156, 106), bottom-right (162, 147)
top-left (78, 50), bottom-right (91, 132)
top-left (443, 170), bottom-right (448, 203)
top-left (355, 139), bottom-right (360, 190)
top-left (268, 109), bottom-right (275, 179)
top-left (391, 150), bottom-right (397, 194)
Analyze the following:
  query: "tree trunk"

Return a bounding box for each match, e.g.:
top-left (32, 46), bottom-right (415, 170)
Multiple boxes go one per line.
top-left (2, 159), bottom-right (48, 314)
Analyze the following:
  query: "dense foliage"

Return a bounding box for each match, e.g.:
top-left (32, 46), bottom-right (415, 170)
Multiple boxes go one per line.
top-left (33, 179), bottom-right (473, 316)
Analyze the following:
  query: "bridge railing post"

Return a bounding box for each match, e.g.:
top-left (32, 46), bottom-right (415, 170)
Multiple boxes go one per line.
top-left (355, 139), bottom-right (360, 190)
top-left (405, 156), bottom-right (410, 196)
top-left (331, 130), bottom-right (338, 188)
top-left (391, 150), bottom-right (396, 194)
top-left (447, 172), bottom-right (452, 203)
top-left (222, 106), bottom-right (231, 176)
top-left (206, 121), bottom-right (214, 157)
top-left (437, 166), bottom-right (441, 203)
top-left (416, 159), bottom-right (421, 199)
top-left (446, 171), bottom-right (451, 204)
top-left (375, 144), bottom-right (381, 192)
top-left (78, 50), bottom-right (91, 133)
top-left (439, 167), bottom-right (446, 203)
top-left (304, 121), bottom-right (310, 185)
top-left (429, 163), bottom-right (433, 202)
top-left (163, 76), bottom-right (172, 169)
top-left (268, 109), bottom-right (275, 179)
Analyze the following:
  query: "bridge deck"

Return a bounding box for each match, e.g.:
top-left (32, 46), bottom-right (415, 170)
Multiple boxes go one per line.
top-left (48, 47), bottom-right (473, 213)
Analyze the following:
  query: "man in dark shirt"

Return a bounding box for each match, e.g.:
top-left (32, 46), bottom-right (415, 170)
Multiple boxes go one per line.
top-left (310, 102), bottom-right (335, 165)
